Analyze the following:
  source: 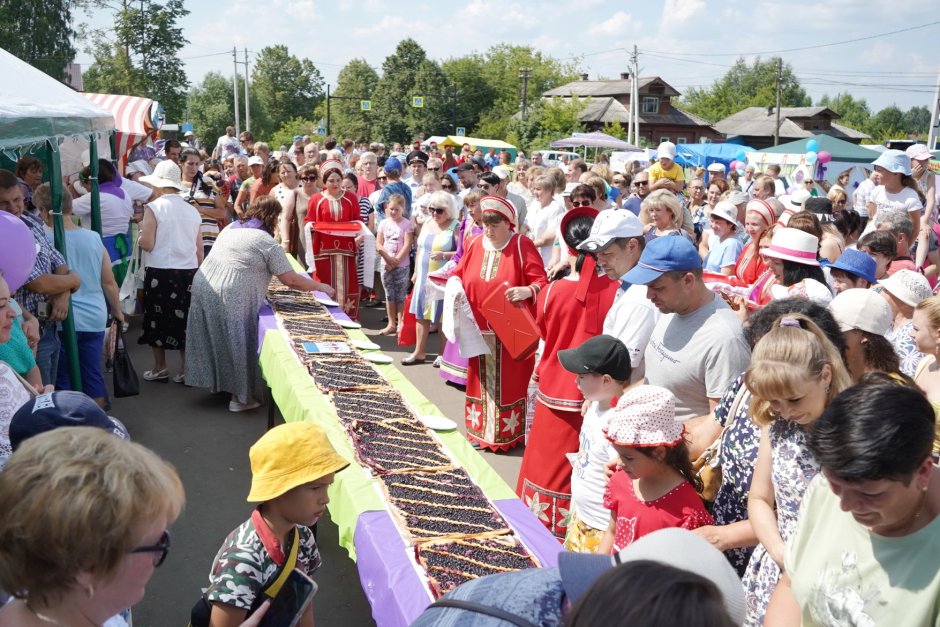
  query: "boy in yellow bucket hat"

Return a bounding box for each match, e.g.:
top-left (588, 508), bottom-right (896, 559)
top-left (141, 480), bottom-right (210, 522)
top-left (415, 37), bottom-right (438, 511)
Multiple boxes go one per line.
top-left (198, 422), bottom-right (349, 626)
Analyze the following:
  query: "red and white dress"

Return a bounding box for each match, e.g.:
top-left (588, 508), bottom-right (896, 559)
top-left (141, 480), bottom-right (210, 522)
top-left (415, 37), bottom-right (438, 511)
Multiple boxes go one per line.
top-left (305, 190), bottom-right (361, 319)
top-left (516, 259), bottom-right (618, 538)
top-left (453, 233), bottom-right (548, 451)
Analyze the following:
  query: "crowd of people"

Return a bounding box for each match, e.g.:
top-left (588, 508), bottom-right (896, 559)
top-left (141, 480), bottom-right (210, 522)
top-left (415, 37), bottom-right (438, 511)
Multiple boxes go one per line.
top-left (0, 129), bottom-right (939, 626)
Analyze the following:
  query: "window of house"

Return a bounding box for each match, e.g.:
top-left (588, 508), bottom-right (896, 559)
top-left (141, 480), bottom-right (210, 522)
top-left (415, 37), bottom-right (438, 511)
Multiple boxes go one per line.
top-left (677, 136), bottom-right (688, 144)
top-left (659, 136), bottom-right (670, 144)
top-left (643, 96), bottom-right (659, 114)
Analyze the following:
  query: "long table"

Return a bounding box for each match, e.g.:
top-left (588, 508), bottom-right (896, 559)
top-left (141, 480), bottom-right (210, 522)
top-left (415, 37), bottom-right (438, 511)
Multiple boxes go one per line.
top-left (257, 302), bottom-right (562, 627)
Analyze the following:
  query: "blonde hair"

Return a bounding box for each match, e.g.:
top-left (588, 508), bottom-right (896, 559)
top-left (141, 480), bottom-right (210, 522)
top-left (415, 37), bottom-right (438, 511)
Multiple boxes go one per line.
top-left (0, 428), bottom-right (185, 607)
top-left (641, 188), bottom-right (683, 226)
top-left (463, 189), bottom-right (483, 207)
top-left (745, 313), bottom-right (851, 426)
top-left (582, 175), bottom-right (607, 201)
top-left (589, 163), bottom-right (612, 183)
top-left (915, 294), bottom-right (940, 331)
top-left (428, 190), bottom-right (457, 219)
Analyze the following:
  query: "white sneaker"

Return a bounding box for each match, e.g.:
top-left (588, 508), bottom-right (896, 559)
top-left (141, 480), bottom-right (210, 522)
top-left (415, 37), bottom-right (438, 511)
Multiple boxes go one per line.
top-left (229, 399), bottom-right (261, 413)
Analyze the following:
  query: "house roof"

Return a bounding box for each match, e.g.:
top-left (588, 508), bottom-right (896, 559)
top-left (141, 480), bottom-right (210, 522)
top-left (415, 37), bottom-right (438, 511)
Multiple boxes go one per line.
top-left (568, 97), bottom-right (715, 129)
top-left (543, 76), bottom-right (680, 98)
top-left (715, 106), bottom-right (869, 140)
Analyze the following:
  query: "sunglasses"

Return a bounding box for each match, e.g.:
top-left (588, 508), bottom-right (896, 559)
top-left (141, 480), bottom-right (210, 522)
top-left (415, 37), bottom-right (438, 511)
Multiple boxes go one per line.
top-left (129, 530), bottom-right (171, 567)
top-left (301, 176), bottom-right (317, 182)
top-left (442, 184), bottom-right (454, 191)
top-left (480, 183), bottom-right (494, 191)
top-left (571, 200), bottom-right (591, 207)
top-left (429, 206), bottom-right (447, 215)
top-left (635, 180), bottom-right (649, 186)
top-left (429, 167), bottom-right (441, 171)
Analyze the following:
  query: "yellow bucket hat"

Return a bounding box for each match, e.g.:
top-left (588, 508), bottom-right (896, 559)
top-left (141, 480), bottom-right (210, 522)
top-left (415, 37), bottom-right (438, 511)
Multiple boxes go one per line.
top-left (247, 422), bottom-right (349, 502)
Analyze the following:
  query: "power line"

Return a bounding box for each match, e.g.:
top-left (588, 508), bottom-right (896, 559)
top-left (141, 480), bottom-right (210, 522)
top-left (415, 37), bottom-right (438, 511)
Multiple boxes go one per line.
top-left (639, 19), bottom-right (940, 57)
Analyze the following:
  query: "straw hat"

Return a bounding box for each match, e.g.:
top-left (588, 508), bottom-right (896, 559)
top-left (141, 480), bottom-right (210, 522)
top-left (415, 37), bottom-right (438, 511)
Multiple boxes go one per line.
top-left (140, 160), bottom-right (185, 191)
top-left (878, 269), bottom-right (933, 307)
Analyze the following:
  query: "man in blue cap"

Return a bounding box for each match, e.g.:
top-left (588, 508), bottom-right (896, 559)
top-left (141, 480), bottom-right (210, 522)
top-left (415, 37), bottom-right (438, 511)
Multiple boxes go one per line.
top-left (624, 236), bottom-right (749, 459)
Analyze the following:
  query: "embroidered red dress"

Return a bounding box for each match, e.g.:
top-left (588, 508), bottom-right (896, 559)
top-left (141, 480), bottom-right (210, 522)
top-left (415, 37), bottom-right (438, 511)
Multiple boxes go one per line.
top-left (305, 190), bottom-right (361, 319)
top-left (603, 469), bottom-right (713, 553)
top-left (734, 242), bottom-right (768, 286)
top-left (453, 233), bottom-right (548, 451)
top-left (516, 259), bottom-right (618, 538)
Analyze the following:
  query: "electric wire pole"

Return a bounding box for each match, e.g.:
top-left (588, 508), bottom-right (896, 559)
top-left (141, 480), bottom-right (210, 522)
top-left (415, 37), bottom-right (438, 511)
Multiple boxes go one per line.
top-left (519, 67), bottom-right (532, 120)
top-left (631, 46), bottom-right (639, 146)
top-left (928, 65), bottom-right (940, 149)
top-left (232, 46), bottom-right (240, 136)
top-left (244, 48), bottom-right (251, 132)
top-left (773, 57), bottom-right (782, 146)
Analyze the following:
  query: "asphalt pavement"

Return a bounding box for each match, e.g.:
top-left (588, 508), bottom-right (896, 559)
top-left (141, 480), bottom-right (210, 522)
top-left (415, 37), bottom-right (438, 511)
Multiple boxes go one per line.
top-left (116, 300), bottom-right (525, 626)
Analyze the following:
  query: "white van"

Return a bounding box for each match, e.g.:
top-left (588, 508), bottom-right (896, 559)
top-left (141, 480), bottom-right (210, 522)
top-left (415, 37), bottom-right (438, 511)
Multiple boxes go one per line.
top-left (535, 150), bottom-right (582, 167)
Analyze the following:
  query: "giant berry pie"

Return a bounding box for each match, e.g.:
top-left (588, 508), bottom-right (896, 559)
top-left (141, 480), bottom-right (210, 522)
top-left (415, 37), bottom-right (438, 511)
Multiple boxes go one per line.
top-left (416, 536), bottom-right (541, 598)
top-left (279, 316), bottom-right (346, 338)
top-left (381, 469), bottom-right (511, 542)
top-left (305, 356), bottom-right (383, 391)
top-left (330, 388), bottom-right (414, 423)
top-left (349, 419), bottom-right (452, 473)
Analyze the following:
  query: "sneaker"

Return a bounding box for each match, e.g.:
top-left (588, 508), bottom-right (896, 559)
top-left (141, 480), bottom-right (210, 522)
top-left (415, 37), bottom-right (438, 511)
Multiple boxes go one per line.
top-left (229, 399), bottom-right (261, 413)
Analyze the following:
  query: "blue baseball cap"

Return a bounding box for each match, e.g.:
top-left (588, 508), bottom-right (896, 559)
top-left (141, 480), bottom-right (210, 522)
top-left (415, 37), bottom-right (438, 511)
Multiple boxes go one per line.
top-left (10, 391), bottom-right (130, 450)
top-left (383, 157), bottom-right (402, 173)
top-left (623, 236), bottom-right (702, 285)
top-left (821, 248), bottom-right (877, 284)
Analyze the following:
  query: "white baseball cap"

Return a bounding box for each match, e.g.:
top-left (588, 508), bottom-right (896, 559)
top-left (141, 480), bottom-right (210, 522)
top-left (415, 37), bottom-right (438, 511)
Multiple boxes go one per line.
top-left (656, 141), bottom-right (677, 160)
top-left (577, 209), bottom-right (644, 253)
top-left (247, 156), bottom-right (264, 167)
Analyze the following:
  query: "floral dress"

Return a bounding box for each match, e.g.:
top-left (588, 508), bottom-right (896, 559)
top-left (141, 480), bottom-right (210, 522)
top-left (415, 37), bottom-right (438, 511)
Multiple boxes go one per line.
top-left (741, 419), bottom-right (820, 626)
top-left (886, 320), bottom-right (923, 378)
top-left (712, 373), bottom-right (761, 575)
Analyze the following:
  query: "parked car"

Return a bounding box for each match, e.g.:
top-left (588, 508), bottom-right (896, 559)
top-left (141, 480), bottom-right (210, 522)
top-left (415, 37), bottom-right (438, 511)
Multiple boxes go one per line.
top-left (536, 150), bottom-right (582, 167)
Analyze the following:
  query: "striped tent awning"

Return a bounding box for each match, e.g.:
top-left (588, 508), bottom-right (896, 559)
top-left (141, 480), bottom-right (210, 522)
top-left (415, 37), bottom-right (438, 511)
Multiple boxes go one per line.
top-left (82, 93), bottom-right (164, 171)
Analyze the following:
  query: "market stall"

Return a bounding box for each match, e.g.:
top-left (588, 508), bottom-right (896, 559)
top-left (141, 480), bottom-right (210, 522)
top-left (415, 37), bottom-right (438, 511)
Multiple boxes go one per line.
top-left (436, 135), bottom-right (518, 159)
top-left (82, 93), bottom-right (164, 173)
top-left (257, 272), bottom-right (561, 627)
top-left (749, 134), bottom-right (881, 191)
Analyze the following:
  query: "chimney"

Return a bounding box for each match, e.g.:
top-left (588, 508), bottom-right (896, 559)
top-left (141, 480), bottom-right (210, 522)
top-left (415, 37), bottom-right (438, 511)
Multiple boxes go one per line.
top-left (620, 72), bottom-right (630, 80)
top-left (580, 73), bottom-right (589, 81)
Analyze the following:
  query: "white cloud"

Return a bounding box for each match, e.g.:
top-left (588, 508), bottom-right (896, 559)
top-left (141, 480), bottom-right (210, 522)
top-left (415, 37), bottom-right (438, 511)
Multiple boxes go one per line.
top-left (660, 0), bottom-right (704, 23)
top-left (589, 11), bottom-right (635, 36)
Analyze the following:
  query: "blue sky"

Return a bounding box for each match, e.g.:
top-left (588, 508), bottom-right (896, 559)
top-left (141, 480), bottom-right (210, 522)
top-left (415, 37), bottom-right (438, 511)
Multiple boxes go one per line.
top-left (79, 0), bottom-right (940, 115)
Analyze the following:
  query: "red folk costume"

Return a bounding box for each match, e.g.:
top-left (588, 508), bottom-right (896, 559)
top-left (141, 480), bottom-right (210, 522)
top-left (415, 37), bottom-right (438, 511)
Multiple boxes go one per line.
top-left (305, 184), bottom-right (361, 320)
top-left (733, 241), bottom-right (767, 285)
top-left (453, 197), bottom-right (547, 452)
top-left (517, 209), bottom-right (618, 537)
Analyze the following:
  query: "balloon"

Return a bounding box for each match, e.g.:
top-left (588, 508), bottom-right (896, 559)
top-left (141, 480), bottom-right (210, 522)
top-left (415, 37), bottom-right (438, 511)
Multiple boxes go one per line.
top-left (817, 150), bottom-right (831, 164)
top-left (734, 161), bottom-right (747, 172)
top-left (728, 160), bottom-right (739, 170)
top-left (0, 211), bottom-right (37, 292)
top-left (736, 150), bottom-right (747, 162)
top-left (806, 151), bottom-right (818, 165)
top-left (806, 139), bottom-right (819, 152)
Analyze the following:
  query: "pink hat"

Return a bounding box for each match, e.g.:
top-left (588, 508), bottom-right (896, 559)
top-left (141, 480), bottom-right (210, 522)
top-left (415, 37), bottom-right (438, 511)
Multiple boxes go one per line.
top-left (761, 227), bottom-right (820, 266)
top-left (906, 144), bottom-right (933, 162)
top-left (480, 195), bottom-right (517, 227)
top-left (604, 385), bottom-right (683, 448)
top-left (746, 199), bottom-right (776, 227)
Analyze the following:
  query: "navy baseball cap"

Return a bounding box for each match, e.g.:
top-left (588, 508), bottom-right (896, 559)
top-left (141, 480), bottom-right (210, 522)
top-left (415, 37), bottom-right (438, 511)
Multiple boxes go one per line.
top-left (383, 157), bottom-right (402, 173)
top-left (10, 391), bottom-right (130, 450)
top-left (558, 335), bottom-right (631, 380)
top-left (623, 236), bottom-right (702, 285)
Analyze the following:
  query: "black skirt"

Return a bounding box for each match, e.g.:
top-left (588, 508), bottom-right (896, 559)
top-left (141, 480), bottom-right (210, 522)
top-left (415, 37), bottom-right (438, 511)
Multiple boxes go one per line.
top-left (138, 267), bottom-right (197, 350)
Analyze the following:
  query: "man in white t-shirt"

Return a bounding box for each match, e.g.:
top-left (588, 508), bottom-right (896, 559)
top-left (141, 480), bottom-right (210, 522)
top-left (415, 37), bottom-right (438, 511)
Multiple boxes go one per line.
top-left (624, 236), bottom-right (750, 459)
top-left (578, 210), bottom-right (658, 383)
top-left (853, 169), bottom-right (881, 215)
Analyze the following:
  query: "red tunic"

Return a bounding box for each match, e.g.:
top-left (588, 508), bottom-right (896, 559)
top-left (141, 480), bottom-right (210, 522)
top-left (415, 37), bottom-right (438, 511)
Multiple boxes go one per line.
top-left (305, 191), bottom-right (361, 319)
top-left (733, 242), bottom-right (767, 286)
top-left (603, 469), bottom-right (714, 553)
top-left (453, 233), bottom-right (548, 451)
top-left (516, 266), bottom-right (618, 538)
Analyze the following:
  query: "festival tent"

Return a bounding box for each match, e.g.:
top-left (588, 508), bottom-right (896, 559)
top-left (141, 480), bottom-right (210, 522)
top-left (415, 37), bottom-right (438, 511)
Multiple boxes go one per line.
top-left (551, 132), bottom-right (639, 151)
top-left (674, 142), bottom-right (755, 169)
top-left (0, 45), bottom-right (117, 388)
top-left (83, 93), bottom-right (164, 172)
top-left (748, 134), bottom-right (882, 192)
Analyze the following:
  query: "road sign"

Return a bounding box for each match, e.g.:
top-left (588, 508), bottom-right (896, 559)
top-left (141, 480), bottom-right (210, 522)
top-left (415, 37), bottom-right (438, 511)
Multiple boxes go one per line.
top-left (455, 127), bottom-right (466, 136)
top-left (360, 100), bottom-right (371, 111)
top-left (412, 96), bottom-right (424, 109)
top-left (316, 127), bottom-right (326, 136)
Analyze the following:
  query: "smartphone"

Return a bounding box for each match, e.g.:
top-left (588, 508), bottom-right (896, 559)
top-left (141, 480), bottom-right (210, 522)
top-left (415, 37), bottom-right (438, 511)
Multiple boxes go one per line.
top-left (257, 569), bottom-right (318, 627)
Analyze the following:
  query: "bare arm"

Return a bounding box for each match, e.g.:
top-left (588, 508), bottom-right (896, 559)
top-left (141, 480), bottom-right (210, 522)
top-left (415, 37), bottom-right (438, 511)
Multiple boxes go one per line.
top-left (234, 187), bottom-right (250, 220)
top-left (100, 249), bottom-right (124, 323)
top-left (24, 270), bottom-right (80, 295)
top-left (747, 426), bottom-right (785, 568)
top-left (276, 270), bottom-right (335, 298)
top-left (692, 518), bottom-right (758, 552)
top-left (597, 514), bottom-right (617, 555)
top-left (683, 399), bottom-right (721, 460)
top-left (139, 206), bottom-right (157, 252)
top-left (765, 573), bottom-right (802, 627)
top-left (909, 208), bottom-right (921, 245)
top-left (196, 230), bottom-right (205, 266)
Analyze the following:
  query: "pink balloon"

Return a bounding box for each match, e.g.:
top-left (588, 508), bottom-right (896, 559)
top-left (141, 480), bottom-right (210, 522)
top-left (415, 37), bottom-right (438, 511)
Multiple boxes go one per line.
top-left (0, 211), bottom-right (37, 292)
top-left (817, 150), bottom-right (832, 164)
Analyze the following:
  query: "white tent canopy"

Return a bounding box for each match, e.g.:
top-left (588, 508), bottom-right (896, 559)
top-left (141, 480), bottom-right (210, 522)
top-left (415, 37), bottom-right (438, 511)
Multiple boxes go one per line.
top-left (0, 46), bottom-right (114, 173)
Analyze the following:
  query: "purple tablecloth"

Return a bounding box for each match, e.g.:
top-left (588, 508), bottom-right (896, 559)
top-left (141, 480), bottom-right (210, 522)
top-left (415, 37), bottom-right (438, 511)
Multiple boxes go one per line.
top-left (354, 501), bottom-right (563, 627)
top-left (258, 291), bottom-right (349, 350)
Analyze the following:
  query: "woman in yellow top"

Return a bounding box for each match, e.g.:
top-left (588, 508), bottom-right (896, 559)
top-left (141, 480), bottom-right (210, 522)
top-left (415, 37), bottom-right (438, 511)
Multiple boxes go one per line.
top-left (910, 294), bottom-right (940, 455)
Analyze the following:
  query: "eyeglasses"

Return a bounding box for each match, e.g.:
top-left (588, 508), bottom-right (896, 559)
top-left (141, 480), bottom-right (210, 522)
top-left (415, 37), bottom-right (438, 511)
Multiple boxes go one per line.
top-left (429, 206), bottom-right (447, 215)
top-left (635, 180), bottom-right (649, 186)
top-left (571, 200), bottom-right (591, 207)
top-left (429, 167), bottom-right (441, 172)
top-left (129, 530), bottom-right (171, 567)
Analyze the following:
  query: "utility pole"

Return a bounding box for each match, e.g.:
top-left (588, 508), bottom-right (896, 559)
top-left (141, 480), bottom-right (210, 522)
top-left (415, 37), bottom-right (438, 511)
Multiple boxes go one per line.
top-left (626, 59), bottom-right (633, 145)
top-left (928, 65), bottom-right (940, 149)
top-left (326, 84), bottom-right (331, 137)
top-left (519, 67), bottom-right (532, 120)
top-left (773, 57), bottom-right (782, 146)
top-left (232, 46), bottom-right (240, 137)
top-left (631, 45), bottom-right (640, 146)
top-left (452, 83), bottom-right (458, 133)
top-left (244, 48), bottom-right (251, 132)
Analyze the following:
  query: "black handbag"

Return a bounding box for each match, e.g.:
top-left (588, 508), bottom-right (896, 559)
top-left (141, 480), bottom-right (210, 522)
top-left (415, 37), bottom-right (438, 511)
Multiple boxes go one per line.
top-left (112, 325), bottom-right (139, 398)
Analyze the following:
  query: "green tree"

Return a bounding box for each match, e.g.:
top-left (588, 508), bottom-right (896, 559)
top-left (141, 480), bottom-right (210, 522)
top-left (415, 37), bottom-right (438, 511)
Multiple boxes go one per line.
top-left (514, 96), bottom-right (588, 153)
top-left (816, 92), bottom-right (871, 132)
top-left (251, 45), bottom-right (324, 137)
top-left (372, 39), bottom-right (450, 143)
top-left (187, 72), bottom-right (268, 147)
top-left (441, 53), bottom-right (496, 134)
top-left (81, 0), bottom-right (189, 122)
top-left (681, 57), bottom-right (810, 123)
top-left (270, 117), bottom-right (320, 150)
top-left (903, 105), bottom-right (931, 136)
top-left (868, 106), bottom-right (905, 141)
top-left (0, 0), bottom-right (76, 81)
top-left (330, 59), bottom-right (379, 142)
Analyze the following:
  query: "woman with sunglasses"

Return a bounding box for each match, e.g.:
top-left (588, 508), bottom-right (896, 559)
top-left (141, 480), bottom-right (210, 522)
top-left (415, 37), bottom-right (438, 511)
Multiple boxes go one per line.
top-left (0, 427), bottom-right (184, 627)
top-left (403, 192), bottom-right (459, 365)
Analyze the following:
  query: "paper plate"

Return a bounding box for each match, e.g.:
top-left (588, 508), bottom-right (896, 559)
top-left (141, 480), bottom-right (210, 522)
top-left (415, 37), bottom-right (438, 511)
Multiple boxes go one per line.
top-left (350, 338), bottom-right (380, 351)
top-left (363, 352), bottom-right (393, 364)
top-left (316, 296), bottom-right (341, 307)
top-left (419, 415), bottom-right (458, 431)
top-left (337, 318), bottom-right (361, 329)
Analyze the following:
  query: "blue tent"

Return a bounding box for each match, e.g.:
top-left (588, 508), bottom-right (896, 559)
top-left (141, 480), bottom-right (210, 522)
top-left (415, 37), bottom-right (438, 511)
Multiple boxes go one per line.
top-left (674, 143), bottom-right (754, 169)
